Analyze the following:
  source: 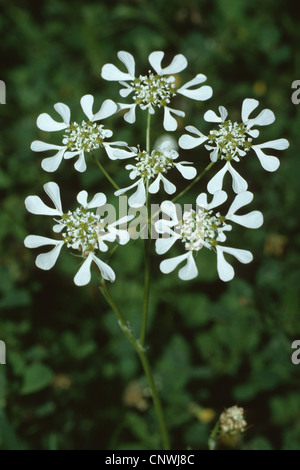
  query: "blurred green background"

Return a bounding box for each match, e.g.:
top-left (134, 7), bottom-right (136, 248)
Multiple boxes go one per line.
top-left (1, 0), bottom-right (300, 450)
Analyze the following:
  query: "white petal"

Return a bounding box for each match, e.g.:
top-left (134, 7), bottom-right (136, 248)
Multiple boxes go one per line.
top-left (74, 152), bottom-right (87, 172)
top-left (254, 138), bottom-right (289, 150)
top-left (128, 179), bottom-right (146, 207)
top-left (160, 174), bottom-right (176, 194)
top-left (118, 51), bottom-right (135, 78)
top-left (208, 147), bottom-right (219, 162)
top-left (53, 223), bottom-right (65, 233)
top-left (41, 148), bottom-right (66, 172)
top-left (101, 64), bottom-right (132, 81)
top-left (74, 253), bottom-right (93, 286)
top-left (64, 150), bottom-right (80, 160)
top-left (252, 145), bottom-right (281, 172)
top-left (37, 112), bottom-right (68, 132)
top-left (178, 74), bottom-right (212, 101)
top-left (247, 108), bottom-right (275, 128)
top-left (179, 126), bottom-right (208, 149)
top-left (241, 98), bottom-right (259, 123)
top-left (101, 51), bottom-right (135, 81)
top-left (120, 82), bottom-right (134, 98)
top-left (155, 235), bottom-right (179, 255)
top-left (115, 229), bottom-right (131, 245)
top-left (148, 174), bottom-right (162, 194)
top-left (248, 129), bottom-right (259, 138)
top-left (216, 246), bottom-right (234, 281)
top-left (175, 163), bottom-right (197, 180)
top-left (98, 239), bottom-right (109, 252)
top-left (160, 252), bottom-right (190, 274)
top-left (207, 162), bottom-right (229, 194)
top-left (111, 147), bottom-right (137, 160)
top-left (119, 104), bottom-right (137, 124)
top-left (43, 182), bottom-right (63, 213)
top-left (86, 192), bottom-right (107, 209)
top-left (115, 180), bottom-right (139, 197)
top-left (148, 51), bottom-right (165, 74)
top-left (207, 190), bottom-right (228, 210)
top-left (196, 193), bottom-right (208, 209)
top-left (36, 242), bottom-right (64, 270)
top-left (178, 252), bottom-right (198, 280)
top-left (216, 246), bottom-right (253, 282)
top-left (160, 53), bottom-right (188, 75)
top-left (76, 190), bottom-right (88, 207)
top-left (219, 106), bottom-right (228, 121)
top-left (178, 74), bottom-right (206, 90)
top-left (92, 255), bottom-right (116, 282)
top-left (80, 94), bottom-right (94, 120)
top-left (93, 99), bottom-right (118, 121)
top-left (227, 163), bottom-right (248, 193)
top-left (163, 107), bottom-right (185, 131)
top-left (160, 200), bottom-right (179, 224)
top-left (229, 211), bottom-right (264, 228)
top-left (25, 195), bottom-right (61, 216)
top-left (227, 191), bottom-right (253, 216)
top-left (31, 141), bottom-right (62, 152)
top-left (204, 109), bottom-right (223, 123)
top-left (54, 103), bottom-right (71, 126)
top-left (24, 235), bottom-right (59, 248)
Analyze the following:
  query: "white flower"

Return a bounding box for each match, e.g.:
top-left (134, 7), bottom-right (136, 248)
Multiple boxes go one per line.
top-left (24, 182), bottom-right (133, 286)
top-left (31, 95), bottom-right (123, 173)
top-left (114, 142), bottom-right (197, 207)
top-left (155, 191), bottom-right (263, 282)
top-left (179, 98), bottom-right (289, 193)
top-left (101, 51), bottom-right (213, 131)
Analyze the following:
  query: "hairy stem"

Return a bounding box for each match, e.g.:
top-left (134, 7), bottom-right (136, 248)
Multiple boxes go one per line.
top-left (99, 279), bottom-right (170, 450)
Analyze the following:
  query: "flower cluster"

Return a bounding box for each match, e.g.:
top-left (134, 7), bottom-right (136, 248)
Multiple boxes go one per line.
top-left (31, 95), bottom-right (124, 172)
top-left (179, 99), bottom-right (289, 193)
top-left (24, 182), bottom-right (132, 285)
top-left (219, 406), bottom-right (247, 435)
top-left (25, 50), bottom-right (289, 285)
top-left (155, 191), bottom-right (263, 282)
top-left (114, 142), bottom-right (196, 207)
top-left (101, 51), bottom-right (212, 130)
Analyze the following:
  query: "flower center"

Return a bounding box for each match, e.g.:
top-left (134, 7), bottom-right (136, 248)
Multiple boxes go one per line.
top-left (134, 149), bottom-right (175, 179)
top-left (178, 208), bottom-right (226, 251)
top-left (60, 207), bottom-right (107, 253)
top-left (132, 72), bottom-right (176, 108)
top-left (208, 120), bottom-right (252, 161)
top-left (63, 121), bottom-right (112, 152)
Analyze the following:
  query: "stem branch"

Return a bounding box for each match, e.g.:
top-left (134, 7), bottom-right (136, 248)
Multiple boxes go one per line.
top-left (91, 153), bottom-right (120, 191)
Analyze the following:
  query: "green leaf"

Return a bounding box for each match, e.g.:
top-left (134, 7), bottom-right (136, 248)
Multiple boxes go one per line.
top-left (21, 363), bottom-right (54, 395)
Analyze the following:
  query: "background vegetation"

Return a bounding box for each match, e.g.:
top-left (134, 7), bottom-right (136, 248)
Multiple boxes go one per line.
top-left (1, 0), bottom-right (300, 450)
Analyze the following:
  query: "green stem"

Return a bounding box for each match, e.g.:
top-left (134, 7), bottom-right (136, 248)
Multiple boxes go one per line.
top-left (140, 110), bottom-right (152, 346)
top-left (140, 189), bottom-right (151, 346)
top-left (208, 421), bottom-right (220, 451)
top-left (91, 153), bottom-right (120, 191)
top-left (99, 279), bottom-right (170, 450)
top-left (137, 349), bottom-right (170, 450)
top-left (171, 161), bottom-right (216, 203)
top-left (146, 111), bottom-right (151, 153)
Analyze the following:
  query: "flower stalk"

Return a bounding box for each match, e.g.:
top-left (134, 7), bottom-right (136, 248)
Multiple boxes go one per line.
top-left (99, 278), bottom-right (170, 450)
